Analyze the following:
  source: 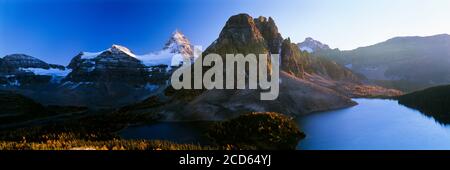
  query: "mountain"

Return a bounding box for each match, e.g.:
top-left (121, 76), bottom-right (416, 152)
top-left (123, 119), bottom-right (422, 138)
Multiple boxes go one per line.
top-left (47, 45), bottom-right (158, 107)
top-left (314, 34), bottom-right (450, 92)
top-left (0, 16), bottom-right (399, 114)
top-left (297, 37), bottom-right (331, 53)
top-left (120, 13), bottom-right (360, 120)
top-left (0, 50), bottom-right (154, 108)
top-left (137, 30), bottom-right (199, 67)
top-left (0, 31), bottom-right (198, 108)
top-left (282, 38), bottom-right (358, 81)
top-left (254, 16), bottom-right (284, 54)
top-left (0, 54), bottom-right (69, 86)
top-left (65, 44), bottom-right (149, 86)
top-left (3, 54), bottom-right (50, 69)
top-left (282, 38), bottom-right (401, 97)
top-left (398, 85), bottom-right (450, 124)
top-left (204, 14), bottom-right (269, 56)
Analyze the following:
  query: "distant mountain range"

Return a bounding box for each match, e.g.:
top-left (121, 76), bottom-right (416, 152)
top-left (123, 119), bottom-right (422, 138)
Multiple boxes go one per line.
top-left (297, 37), bottom-right (331, 53)
top-left (0, 13), bottom-right (402, 121)
top-left (0, 30), bottom-right (198, 108)
top-left (306, 34), bottom-right (450, 92)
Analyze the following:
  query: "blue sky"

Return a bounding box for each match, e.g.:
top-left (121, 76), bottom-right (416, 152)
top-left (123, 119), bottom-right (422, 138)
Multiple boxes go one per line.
top-left (1, 0), bottom-right (449, 64)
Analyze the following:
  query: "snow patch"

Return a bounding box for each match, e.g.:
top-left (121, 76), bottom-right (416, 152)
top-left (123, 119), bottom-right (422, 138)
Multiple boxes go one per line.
top-left (19, 67), bottom-right (71, 77)
top-left (81, 51), bottom-right (103, 60)
top-left (136, 49), bottom-right (193, 67)
top-left (111, 44), bottom-right (137, 58)
top-left (80, 44), bottom-right (137, 60)
top-left (137, 50), bottom-right (174, 67)
top-left (300, 47), bottom-right (314, 53)
top-left (61, 81), bottom-right (94, 90)
top-left (10, 79), bottom-right (20, 86)
top-left (345, 64), bottom-right (353, 69)
top-left (144, 84), bottom-right (159, 91)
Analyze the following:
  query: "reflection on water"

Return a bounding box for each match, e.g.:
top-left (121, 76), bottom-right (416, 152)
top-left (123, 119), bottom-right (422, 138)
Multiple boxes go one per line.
top-left (297, 99), bottom-right (450, 150)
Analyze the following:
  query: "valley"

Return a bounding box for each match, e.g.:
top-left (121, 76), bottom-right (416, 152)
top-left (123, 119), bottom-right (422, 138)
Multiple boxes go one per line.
top-left (301, 35), bottom-right (450, 92)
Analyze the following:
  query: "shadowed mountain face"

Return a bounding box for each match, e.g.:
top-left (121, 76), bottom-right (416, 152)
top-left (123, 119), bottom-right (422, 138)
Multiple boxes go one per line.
top-left (314, 34), bottom-right (450, 92)
top-left (0, 90), bottom-right (46, 116)
top-left (0, 90), bottom-right (87, 126)
top-left (254, 16), bottom-right (284, 54)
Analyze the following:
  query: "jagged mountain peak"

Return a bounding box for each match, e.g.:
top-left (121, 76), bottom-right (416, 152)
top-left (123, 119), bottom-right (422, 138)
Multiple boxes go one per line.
top-left (254, 16), bottom-right (283, 54)
top-left (163, 29), bottom-right (194, 56)
top-left (137, 29), bottom-right (197, 67)
top-left (204, 13), bottom-right (268, 56)
top-left (255, 16), bottom-right (275, 23)
top-left (219, 13), bottom-right (265, 43)
top-left (297, 37), bottom-right (331, 53)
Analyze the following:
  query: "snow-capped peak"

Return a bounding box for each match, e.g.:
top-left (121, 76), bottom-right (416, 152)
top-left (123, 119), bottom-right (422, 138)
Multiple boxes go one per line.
top-left (110, 44), bottom-right (137, 58)
top-left (163, 29), bottom-right (194, 56)
top-left (79, 44), bottom-right (137, 60)
top-left (76, 31), bottom-right (199, 68)
top-left (297, 37), bottom-right (331, 53)
top-left (136, 29), bottom-right (199, 67)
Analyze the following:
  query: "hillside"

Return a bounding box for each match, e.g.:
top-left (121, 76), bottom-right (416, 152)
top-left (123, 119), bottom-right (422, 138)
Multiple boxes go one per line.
top-left (0, 91), bottom-right (87, 126)
top-left (398, 85), bottom-right (450, 124)
top-left (314, 34), bottom-right (450, 92)
top-left (282, 38), bottom-right (401, 98)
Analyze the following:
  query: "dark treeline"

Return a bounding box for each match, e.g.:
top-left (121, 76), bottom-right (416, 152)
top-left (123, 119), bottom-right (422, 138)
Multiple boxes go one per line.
top-left (398, 85), bottom-right (450, 124)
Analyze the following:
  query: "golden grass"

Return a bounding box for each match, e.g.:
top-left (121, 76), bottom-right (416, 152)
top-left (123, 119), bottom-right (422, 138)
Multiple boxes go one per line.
top-left (0, 138), bottom-right (217, 150)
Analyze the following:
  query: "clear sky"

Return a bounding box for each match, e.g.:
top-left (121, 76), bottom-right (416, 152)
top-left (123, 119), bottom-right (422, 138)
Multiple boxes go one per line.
top-left (1, 0), bottom-right (449, 65)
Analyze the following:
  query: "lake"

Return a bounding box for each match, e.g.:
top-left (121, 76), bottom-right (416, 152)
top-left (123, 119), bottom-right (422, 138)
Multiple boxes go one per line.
top-left (120, 98), bottom-right (450, 150)
top-left (297, 98), bottom-right (450, 150)
top-left (119, 121), bottom-right (212, 145)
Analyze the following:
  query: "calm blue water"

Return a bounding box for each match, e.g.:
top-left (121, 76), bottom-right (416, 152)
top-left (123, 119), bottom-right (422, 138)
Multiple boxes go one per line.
top-left (119, 121), bottom-right (212, 145)
top-left (120, 99), bottom-right (450, 150)
top-left (297, 98), bottom-right (450, 150)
